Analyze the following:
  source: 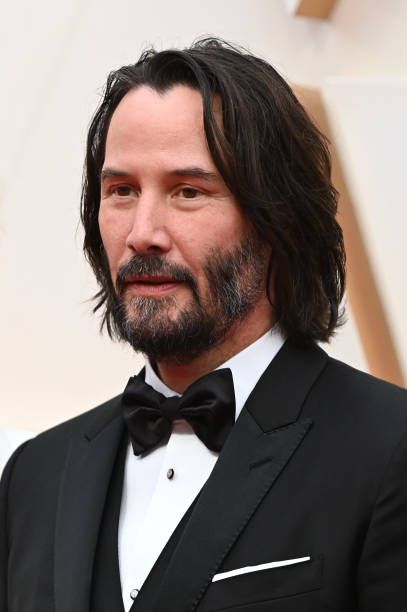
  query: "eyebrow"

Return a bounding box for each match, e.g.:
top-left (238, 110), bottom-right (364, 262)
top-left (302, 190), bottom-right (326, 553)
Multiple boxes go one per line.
top-left (100, 166), bottom-right (218, 182)
top-left (100, 167), bottom-right (131, 181)
top-left (170, 167), bottom-right (218, 181)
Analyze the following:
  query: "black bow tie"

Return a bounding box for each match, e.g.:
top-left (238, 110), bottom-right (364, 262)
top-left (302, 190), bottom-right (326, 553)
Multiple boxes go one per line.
top-left (121, 369), bottom-right (235, 456)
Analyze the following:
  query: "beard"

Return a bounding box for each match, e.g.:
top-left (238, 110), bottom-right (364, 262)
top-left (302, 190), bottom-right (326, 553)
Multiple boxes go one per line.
top-left (110, 233), bottom-right (268, 365)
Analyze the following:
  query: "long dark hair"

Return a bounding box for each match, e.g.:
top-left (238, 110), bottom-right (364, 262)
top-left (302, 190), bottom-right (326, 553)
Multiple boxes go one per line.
top-left (81, 37), bottom-right (345, 344)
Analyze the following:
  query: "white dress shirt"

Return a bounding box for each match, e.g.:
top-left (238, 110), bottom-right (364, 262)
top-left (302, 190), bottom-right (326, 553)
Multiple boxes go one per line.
top-left (118, 327), bottom-right (285, 610)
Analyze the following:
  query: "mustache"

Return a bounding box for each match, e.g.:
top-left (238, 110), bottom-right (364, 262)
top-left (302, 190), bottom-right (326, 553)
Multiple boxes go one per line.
top-left (116, 254), bottom-right (199, 297)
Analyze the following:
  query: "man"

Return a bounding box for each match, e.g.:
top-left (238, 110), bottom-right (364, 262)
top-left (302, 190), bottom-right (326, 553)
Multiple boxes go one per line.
top-left (1, 38), bottom-right (407, 612)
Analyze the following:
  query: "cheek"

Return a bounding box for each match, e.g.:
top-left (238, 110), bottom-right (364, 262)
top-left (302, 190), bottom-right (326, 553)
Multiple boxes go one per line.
top-left (177, 219), bottom-right (246, 280)
top-left (98, 210), bottom-right (126, 273)
top-left (98, 207), bottom-right (126, 252)
top-left (212, 206), bottom-right (250, 244)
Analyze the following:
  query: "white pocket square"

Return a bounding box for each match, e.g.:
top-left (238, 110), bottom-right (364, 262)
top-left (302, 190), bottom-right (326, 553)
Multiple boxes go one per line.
top-left (212, 556), bottom-right (311, 582)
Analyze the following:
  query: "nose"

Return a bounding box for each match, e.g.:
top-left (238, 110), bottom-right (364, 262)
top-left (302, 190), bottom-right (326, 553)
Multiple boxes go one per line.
top-left (125, 193), bottom-right (171, 255)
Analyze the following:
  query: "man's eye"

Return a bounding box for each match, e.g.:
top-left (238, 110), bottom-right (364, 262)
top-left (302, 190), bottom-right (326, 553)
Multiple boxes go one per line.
top-left (180, 187), bottom-right (200, 199)
top-left (112, 185), bottom-right (133, 197)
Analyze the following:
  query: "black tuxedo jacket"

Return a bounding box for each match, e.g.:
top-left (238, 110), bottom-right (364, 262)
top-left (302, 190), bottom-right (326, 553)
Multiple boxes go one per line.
top-left (1, 341), bottom-right (407, 611)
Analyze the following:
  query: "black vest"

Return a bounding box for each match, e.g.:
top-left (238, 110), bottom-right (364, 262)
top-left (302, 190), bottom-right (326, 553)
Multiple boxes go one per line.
top-left (90, 434), bottom-right (196, 612)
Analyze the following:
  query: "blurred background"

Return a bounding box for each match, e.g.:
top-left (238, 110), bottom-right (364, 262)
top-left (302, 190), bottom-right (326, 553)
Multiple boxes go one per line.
top-left (1, 0), bottom-right (406, 433)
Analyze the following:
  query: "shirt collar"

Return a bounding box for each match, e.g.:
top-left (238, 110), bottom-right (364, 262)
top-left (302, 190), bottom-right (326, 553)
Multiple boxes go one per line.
top-left (144, 327), bottom-right (285, 421)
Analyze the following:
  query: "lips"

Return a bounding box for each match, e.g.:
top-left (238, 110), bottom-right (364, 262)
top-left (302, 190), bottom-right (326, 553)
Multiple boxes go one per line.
top-left (123, 275), bottom-right (183, 296)
top-left (126, 275), bottom-right (179, 285)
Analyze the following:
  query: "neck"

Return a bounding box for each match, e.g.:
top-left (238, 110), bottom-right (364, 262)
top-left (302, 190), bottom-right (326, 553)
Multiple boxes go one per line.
top-left (155, 303), bottom-right (273, 393)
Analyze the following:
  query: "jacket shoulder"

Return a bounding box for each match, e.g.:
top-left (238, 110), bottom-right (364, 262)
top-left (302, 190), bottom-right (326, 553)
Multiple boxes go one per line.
top-left (2, 394), bottom-right (123, 481)
top-left (33, 393), bottom-right (122, 443)
top-left (322, 354), bottom-right (407, 408)
top-left (309, 351), bottom-right (407, 445)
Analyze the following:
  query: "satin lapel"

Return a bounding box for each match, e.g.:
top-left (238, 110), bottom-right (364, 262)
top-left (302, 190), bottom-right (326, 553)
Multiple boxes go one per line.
top-left (54, 402), bottom-right (124, 612)
top-left (152, 341), bottom-right (327, 612)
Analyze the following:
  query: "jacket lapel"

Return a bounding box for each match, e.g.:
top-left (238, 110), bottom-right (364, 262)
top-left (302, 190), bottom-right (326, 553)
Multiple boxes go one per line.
top-left (54, 399), bottom-right (124, 612)
top-left (152, 340), bottom-right (328, 612)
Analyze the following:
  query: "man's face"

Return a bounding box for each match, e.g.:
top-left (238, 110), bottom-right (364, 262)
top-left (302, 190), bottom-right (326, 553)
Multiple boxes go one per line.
top-left (98, 84), bottom-right (271, 363)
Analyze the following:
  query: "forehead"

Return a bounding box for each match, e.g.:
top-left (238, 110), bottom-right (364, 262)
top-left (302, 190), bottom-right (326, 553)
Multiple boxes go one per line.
top-left (107, 85), bottom-right (204, 147)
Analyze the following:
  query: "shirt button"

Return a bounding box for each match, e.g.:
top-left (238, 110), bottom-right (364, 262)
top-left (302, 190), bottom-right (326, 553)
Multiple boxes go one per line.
top-left (167, 468), bottom-right (175, 480)
top-left (130, 588), bottom-right (139, 600)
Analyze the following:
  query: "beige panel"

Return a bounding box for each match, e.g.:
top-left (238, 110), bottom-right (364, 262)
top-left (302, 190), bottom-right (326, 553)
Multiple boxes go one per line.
top-left (293, 0), bottom-right (338, 19)
top-left (294, 85), bottom-right (405, 387)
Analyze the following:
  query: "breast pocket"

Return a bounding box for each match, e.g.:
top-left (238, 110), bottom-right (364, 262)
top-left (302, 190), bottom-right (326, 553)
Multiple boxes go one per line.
top-left (201, 555), bottom-right (323, 611)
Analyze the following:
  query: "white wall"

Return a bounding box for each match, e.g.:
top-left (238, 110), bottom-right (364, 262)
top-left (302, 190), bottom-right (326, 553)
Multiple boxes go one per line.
top-left (323, 78), bottom-right (407, 376)
top-left (1, 0), bottom-right (406, 432)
